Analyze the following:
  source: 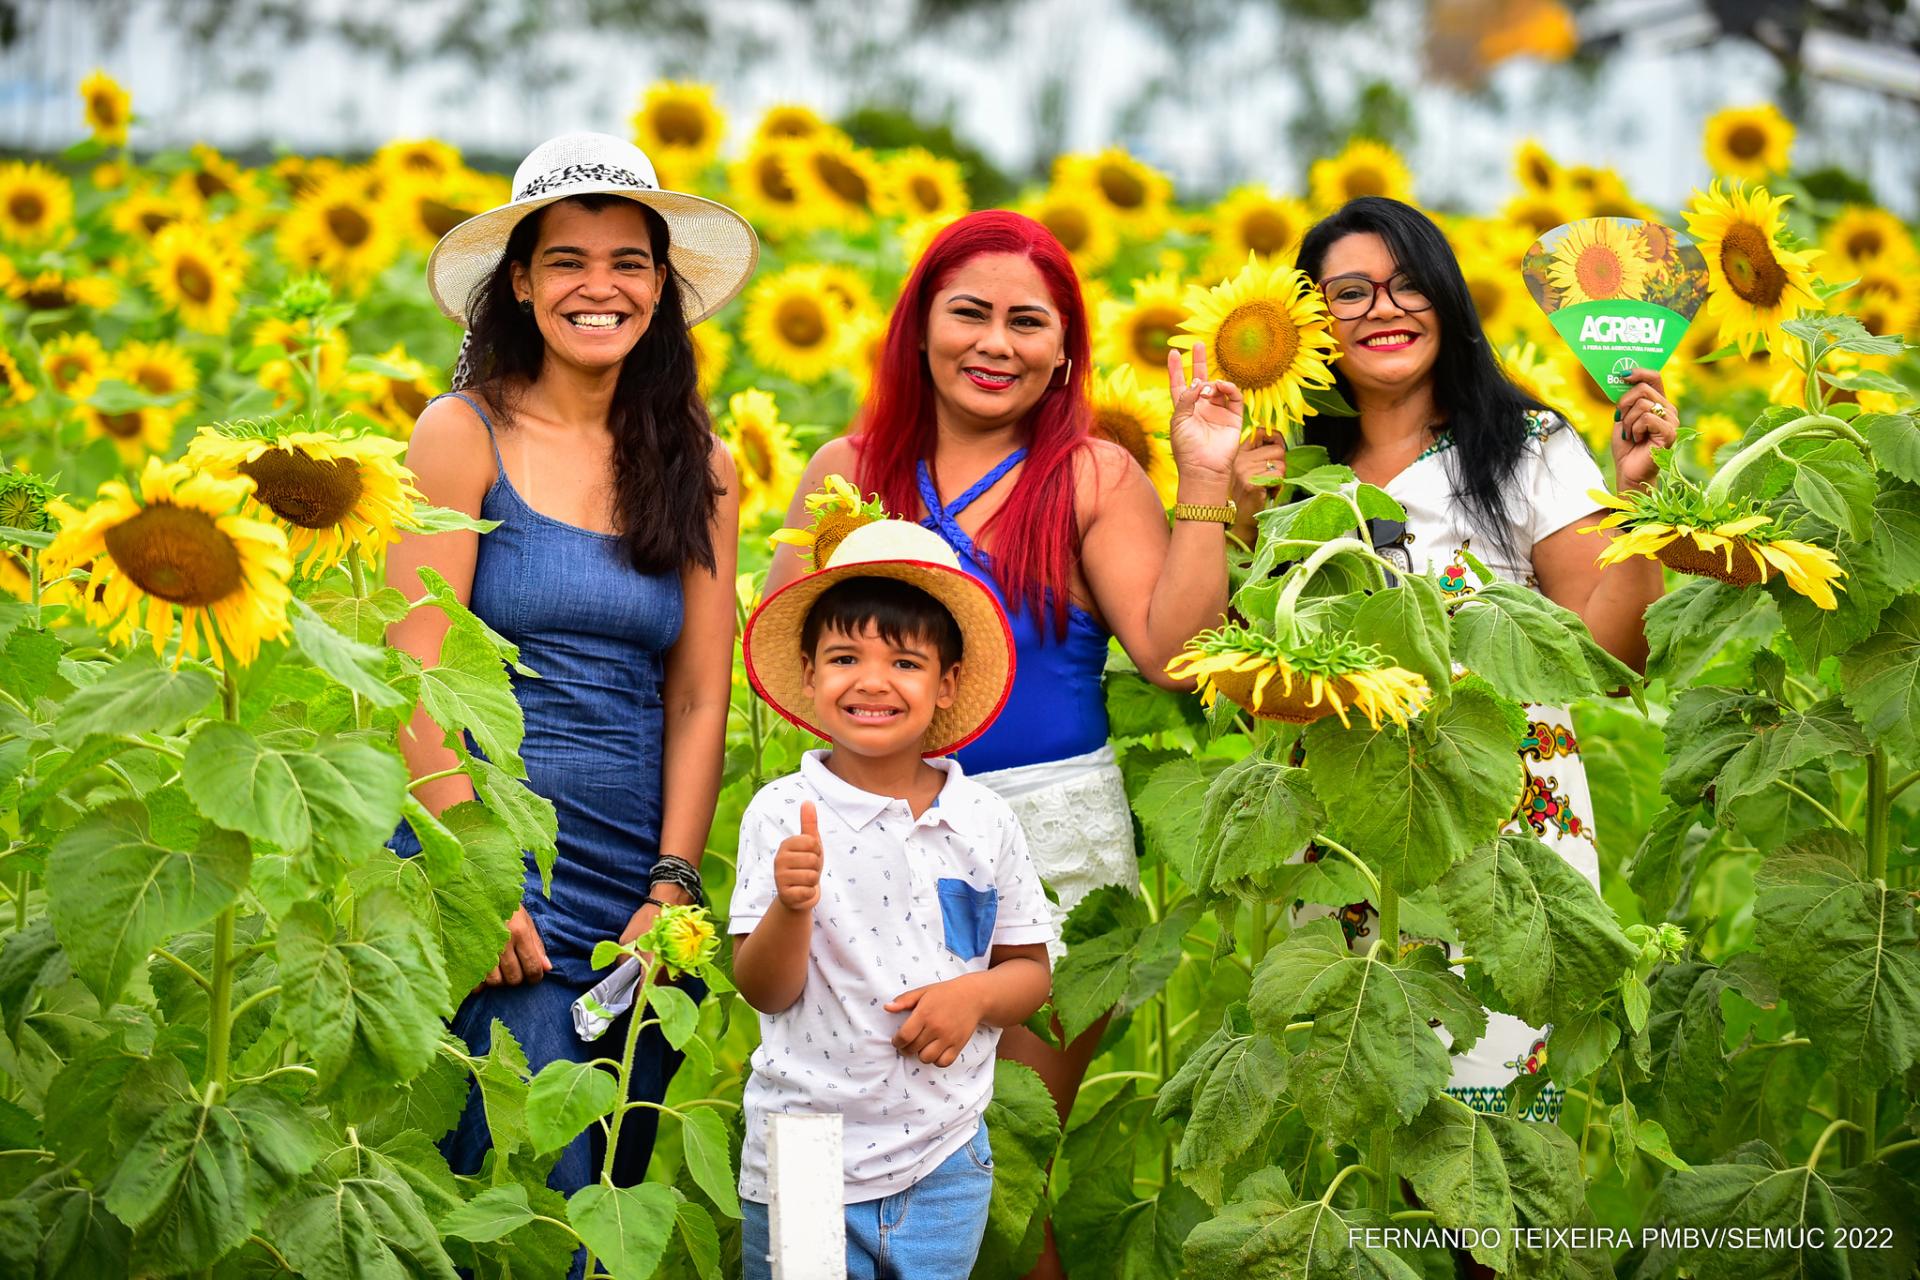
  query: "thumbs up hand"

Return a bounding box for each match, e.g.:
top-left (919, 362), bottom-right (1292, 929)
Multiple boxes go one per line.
top-left (774, 800), bottom-right (825, 913)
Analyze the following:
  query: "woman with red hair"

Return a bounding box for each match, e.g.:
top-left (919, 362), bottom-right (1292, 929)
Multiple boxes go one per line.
top-left (766, 210), bottom-right (1265, 1277)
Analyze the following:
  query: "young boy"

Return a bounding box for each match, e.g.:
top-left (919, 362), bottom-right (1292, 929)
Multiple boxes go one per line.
top-left (731, 518), bottom-right (1053, 1280)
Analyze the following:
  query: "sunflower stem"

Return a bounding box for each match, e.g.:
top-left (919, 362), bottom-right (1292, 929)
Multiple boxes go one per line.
top-left (1273, 537), bottom-right (1402, 633)
top-left (1310, 834), bottom-right (1383, 903)
top-left (1703, 413), bottom-right (1863, 506)
top-left (597, 953), bottom-right (665, 1187)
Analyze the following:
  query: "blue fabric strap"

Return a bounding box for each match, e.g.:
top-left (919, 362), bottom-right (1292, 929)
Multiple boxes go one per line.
top-left (432, 391), bottom-right (505, 474)
top-left (916, 449), bottom-right (1026, 562)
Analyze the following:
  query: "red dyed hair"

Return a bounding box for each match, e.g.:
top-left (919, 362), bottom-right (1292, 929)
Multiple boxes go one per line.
top-left (853, 211), bottom-right (1093, 639)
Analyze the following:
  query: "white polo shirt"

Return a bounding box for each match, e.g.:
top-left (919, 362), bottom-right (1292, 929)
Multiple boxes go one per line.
top-left (729, 750), bottom-right (1055, 1204)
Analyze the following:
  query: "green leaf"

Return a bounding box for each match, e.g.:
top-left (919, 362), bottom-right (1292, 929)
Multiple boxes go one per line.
top-left (645, 981), bottom-right (700, 1049)
top-left (678, 1107), bottom-right (741, 1221)
top-left (673, 1194), bottom-right (721, 1280)
top-left (1712, 696), bottom-right (1869, 815)
top-left (309, 582), bottom-right (413, 645)
top-left (440, 1184), bottom-right (537, 1243)
top-left (38, 1186), bottom-right (132, 1279)
top-left (1352, 575), bottom-right (1452, 710)
top-left (1306, 681), bottom-right (1526, 893)
top-left (1103, 667), bottom-right (1203, 740)
top-left (1660, 687), bottom-right (1776, 805)
top-left (401, 794), bottom-right (465, 878)
top-left (1644, 577), bottom-right (1782, 687)
top-left (466, 755), bottom-right (558, 892)
top-left (402, 503), bottom-right (502, 535)
top-left (1868, 483), bottom-right (1920, 592)
top-left (977, 1060), bottom-right (1062, 1278)
top-left (105, 1084), bottom-right (327, 1272)
top-left (472, 1021), bottom-right (532, 1166)
top-left (369, 802), bottom-right (523, 1004)
top-left (1790, 440), bottom-right (1876, 540)
top-left (1054, 1084), bottom-right (1165, 1268)
top-left (1051, 891), bottom-right (1198, 1040)
top-left (1839, 593), bottom-right (1920, 759)
top-left (183, 721), bottom-right (408, 859)
top-left (1185, 756), bottom-right (1324, 902)
top-left (1437, 835), bottom-right (1637, 1027)
top-left (1860, 411), bottom-right (1920, 484)
top-left (1625, 804), bottom-right (1704, 925)
top-left (1754, 834), bottom-right (1920, 1088)
top-left (45, 795), bottom-right (249, 1004)
top-left (1155, 1003), bottom-right (1287, 1200)
top-left (0, 625), bottom-right (64, 702)
top-left (1392, 1095), bottom-right (1516, 1271)
top-left (289, 599), bottom-right (411, 708)
top-left (1093, 1183), bottom-right (1212, 1280)
top-left (1541, 1008), bottom-right (1620, 1086)
top-left (567, 1183), bottom-right (676, 1280)
top-left (419, 625), bottom-right (528, 779)
top-left (54, 649), bottom-right (214, 743)
top-left (1250, 920), bottom-right (1486, 1143)
top-left (1182, 1167), bottom-right (1419, 1279)
top-left (413, 566), bottom-right (534, 675)
top-left (277, 890), bottom-right (453, 1096)
top-left (268, 1143), bottom-right (459, 1280)
top-left (525, 1059), bottom-right (619, 1157)
top-left (1129, 752), bottom-right (1230, 868)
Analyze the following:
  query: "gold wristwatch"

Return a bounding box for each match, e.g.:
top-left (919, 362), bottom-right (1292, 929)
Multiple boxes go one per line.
top-left (1171, 501), bottom-right (1236, 526)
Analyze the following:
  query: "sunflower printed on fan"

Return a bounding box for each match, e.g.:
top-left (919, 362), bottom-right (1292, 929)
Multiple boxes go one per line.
top-left (44, 458), bottom-right (293, 667)
top-left (1166, 623), bottom-right (1431, 730)
top-left (1545, 218), bottom-right (1653, 306)
top-left (1171, 255), bottom-right (1342, 436)
top-left (769, 475), bottom-right (889, 568)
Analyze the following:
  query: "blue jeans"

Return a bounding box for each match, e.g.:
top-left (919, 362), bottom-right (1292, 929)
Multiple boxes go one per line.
top-left (741, 1123), bottom-right (993, 1280)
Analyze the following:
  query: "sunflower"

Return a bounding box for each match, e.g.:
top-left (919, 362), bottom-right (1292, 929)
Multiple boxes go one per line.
top-left (1498, 340), bottom-right (1574, 421)
top-left (80, 69), bottom-right (131, 146)
top-left (249, 317), bottom-right (355, 409)
top-left (114, 339), bottom-right (199, 422)
top-left (782, 132), bottom-right (883, 229)
top-left (91, 162), bottom-right (126, 191)
top-left (728, 142), bottom-right (809, 234)
top-left (271, 154), bottom-right (344, 200)
top-left (0, 162), bottom-right (75, 246)
top-left (1460, 236), bottom-right (1546, 343)
top-left (1171, 255), bottom-right (1341, 434)
top-left (1822, 206), bottom-right (1916, 273)
top-left (755, 104), bottom-right (826, 144)
top-left (632, 81), bottom-right (726, 187)
top-left (77, 401), bottom-right (173, 462)
top-left (884, 149), bottom-right (970, 222)
top-left (842, 312), bottom-right (887, 401)
top-left (803, 263), bottom-right (878, 320)
top-left (277, 169), bottom-right (401, 291)
top-left (1022, 184), bottom-right (1118, 277)
top-left (373, 138), bottom-right (462, 185)
top-left (1576, 170), bottom-right (1657, 222)
top-left (898, 214), bottom-right (962, 271)
top-left (0, 472), bottom-right (54, 534)
top-left (719, 389), bottom-right (804, 527)
top-left (689, 321), bottom-right (732, 401)
top-left (1703, 104), bottom-right (1794, 183)
top-left (1684, 181), bottom-right (1822, 357)
top-left (0, 345), bottom-right (35, 408)
top-left (1206, 188), bottom-right (1309, 275)
top-left (1053, 148), bottom-right (1173, 237)
top-left (1502, 188), bottom-right (1581, 239)
top-left (349, 343), bottom-right (440, 437)
top-left (40, 331), bottom-right (109, 399)
top-left (1691, 412), bottom-right (1742, 470)
top-left (1513, 139), bottom-right (1560, 194)
top-left (1166, 623), bottom-right (1431, 730)
top-left (109, 187), bottom-right (182, 244)
top-left (1585, 488), bottom-right (1844, 609)
top-left (743, 267), bottom-right (847, 384)
top-left (1089, 364), bottom-right (1177, 507)
top-left (1309, 140), bottom-right (1414, 212)
top-left (769, 474), bottom-right (889, 568)
top-left (46, 459), bottom-right (291, 665)
top-left (185, 424), bottom-right (421, 574)
top-left (148, 223), bottom-right (244, 334)
top-left (388, 167), bottom-right (509, 248)
top-left (1546, 217), bottom-right (1653, 305)
top-left (1844, 265), bottom-right (1920, 343)
top-left (169, 144), bottom-right (262, 216)
top-left (4, 267), bottom-right (117, 312)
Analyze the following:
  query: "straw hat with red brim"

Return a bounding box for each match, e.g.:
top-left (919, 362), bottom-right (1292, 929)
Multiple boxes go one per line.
top-left (743, 520), bottom-right (1016, 757)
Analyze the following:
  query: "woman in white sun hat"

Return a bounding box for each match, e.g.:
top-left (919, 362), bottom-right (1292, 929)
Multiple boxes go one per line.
top-left (385, 132), bottom-right (758, 1213)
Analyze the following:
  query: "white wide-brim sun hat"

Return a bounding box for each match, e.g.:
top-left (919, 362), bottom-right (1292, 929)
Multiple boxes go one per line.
top-left (425, 131), bottom-right (759, 327)
top-left (743, 520), bottom-right (1017, 758)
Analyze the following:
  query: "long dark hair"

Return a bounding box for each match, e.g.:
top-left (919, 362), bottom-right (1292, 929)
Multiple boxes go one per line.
top-left (459, 194), bottom-right (719, 575)
top-left (1297, 197), bottom-right (1549, 559)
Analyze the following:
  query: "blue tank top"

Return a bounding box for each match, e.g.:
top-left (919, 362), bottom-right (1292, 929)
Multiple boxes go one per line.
top-left (393, 392), bottom-right (685, 983)
top-left (916, 450), bottom-right (1111, 774)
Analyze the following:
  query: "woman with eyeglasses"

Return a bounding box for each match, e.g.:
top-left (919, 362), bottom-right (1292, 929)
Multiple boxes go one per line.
top-left (1271, 197), bottom-right (1674, 1143)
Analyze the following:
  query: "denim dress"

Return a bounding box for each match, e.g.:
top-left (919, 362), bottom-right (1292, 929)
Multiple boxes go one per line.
top-left (394, 392), bottom-right (694, 1202)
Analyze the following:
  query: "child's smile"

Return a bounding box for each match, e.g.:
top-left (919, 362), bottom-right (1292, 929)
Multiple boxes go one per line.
top-left (803, 621), bottom-right (957, 758)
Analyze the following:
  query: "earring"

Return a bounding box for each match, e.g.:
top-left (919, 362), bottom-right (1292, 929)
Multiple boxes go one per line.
top-left (518, 299), bottom-right (533, 316)
top-left (1048, 357), bottom-right (1073, 390)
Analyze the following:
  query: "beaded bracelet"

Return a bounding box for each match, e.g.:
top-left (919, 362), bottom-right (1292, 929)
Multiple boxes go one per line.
top-left (646, 854), bottom-right (707, 908)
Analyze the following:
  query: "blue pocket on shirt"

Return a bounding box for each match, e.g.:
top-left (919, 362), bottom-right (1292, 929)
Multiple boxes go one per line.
top-left (936, 879), bottom-right (998, 961)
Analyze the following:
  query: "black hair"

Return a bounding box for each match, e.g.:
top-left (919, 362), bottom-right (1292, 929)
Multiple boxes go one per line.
top-left (459, 193), bottom-right (719, 575)
top-left (1296, 196), bottom-right (1552, 561)
top-left (801, 577), bottom-right (964, 671)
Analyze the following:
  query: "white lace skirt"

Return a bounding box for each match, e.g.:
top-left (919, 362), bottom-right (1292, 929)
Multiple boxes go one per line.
top-left (971, 744), bottom-right (1141, 961)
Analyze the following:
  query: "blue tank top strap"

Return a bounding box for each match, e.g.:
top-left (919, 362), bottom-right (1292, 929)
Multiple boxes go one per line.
top-left (431, 390), bottom-right (506, 475)
top-left (916, 449), bottom-right (1027, 563)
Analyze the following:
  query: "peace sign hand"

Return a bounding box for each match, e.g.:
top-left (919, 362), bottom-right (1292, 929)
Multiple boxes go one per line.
top-left (1167, 342), bottom-right (1244, 488)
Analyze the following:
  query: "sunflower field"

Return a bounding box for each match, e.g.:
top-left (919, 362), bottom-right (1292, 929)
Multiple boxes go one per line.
top-left (0, 69), bottom-right (1919, 1279)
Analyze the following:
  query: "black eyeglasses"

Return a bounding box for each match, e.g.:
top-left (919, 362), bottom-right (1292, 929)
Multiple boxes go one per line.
top-left (1320, 272), bottom-right (1434, 320)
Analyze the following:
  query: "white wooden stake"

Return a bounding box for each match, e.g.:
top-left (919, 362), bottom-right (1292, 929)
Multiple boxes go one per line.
top-left (767, 1113), bottom-right (846, 1280)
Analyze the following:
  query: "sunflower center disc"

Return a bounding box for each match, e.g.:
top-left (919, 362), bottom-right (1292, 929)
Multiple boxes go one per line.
top-left (326, 204), bottom-right (372, 248)
top-left (1469, 278), bottom-right (1505, 321)
top-left (1344, 167), bottom-right (1386, 199)
top-left (815, 155), bottom-right (868, 206)
top-left (1720, 223), bottom-right (1787, 307)
top-left (1046, 205), bottom-right (1090, 250)
top-left (7, 192), bottom-right (45, 227)
top-left (652, 103), bottom-right (709, 147)
top-left (742, 426), bottom-right (773, 482)
top-left (1241, 209), bottom-right (1292, 256)
top-left (1574, 244), bottom-right (1625, 297)
top-left (104, 502), bottom-right (244, 606)
top-left (1094, 407), bottom-right (1152, 471)
top-left (139, 210), bottom-right (172, 235)
top-left (1129, 305), bottom-right (1184, 368)
top-left (24, 285), bottom-right (68, 310)
top-left (1726, 124), bottom-right (1766, 160)
top-left (194, 170), bottom-right (230, 200)
top-left (241, 449), bottom-right (365, 529)
top-left (1215, 300), bottom-right (1300, 389)
top-left (775, 297), bottom-right (827, 347)
top-left (421, 198), bottom-right (468, 239)
top-left (1099, 165), bottom-right (1147, 210)
top-left (389, 379), bottom-right (430, 421)
top-left (756, 155), bottom-right (797, 204)
top-left (910, 176), bottom-right (943, 214)
top-left (100, 411), bottom-right (144, 439)
top-left (1845, 229), bottom-right (1883, 260)
top-left (176, 259), bottom-right (215, 304)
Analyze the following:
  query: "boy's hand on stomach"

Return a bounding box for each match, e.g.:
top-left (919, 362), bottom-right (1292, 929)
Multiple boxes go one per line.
top-left (886, 976), bottom-right (986, 1067)
top-left (775, 801), bottom-right (824, 913)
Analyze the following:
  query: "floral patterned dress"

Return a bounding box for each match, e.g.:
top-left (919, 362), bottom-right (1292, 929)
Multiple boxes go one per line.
top-left (1297, 409), bottom-right (1609, 1123)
